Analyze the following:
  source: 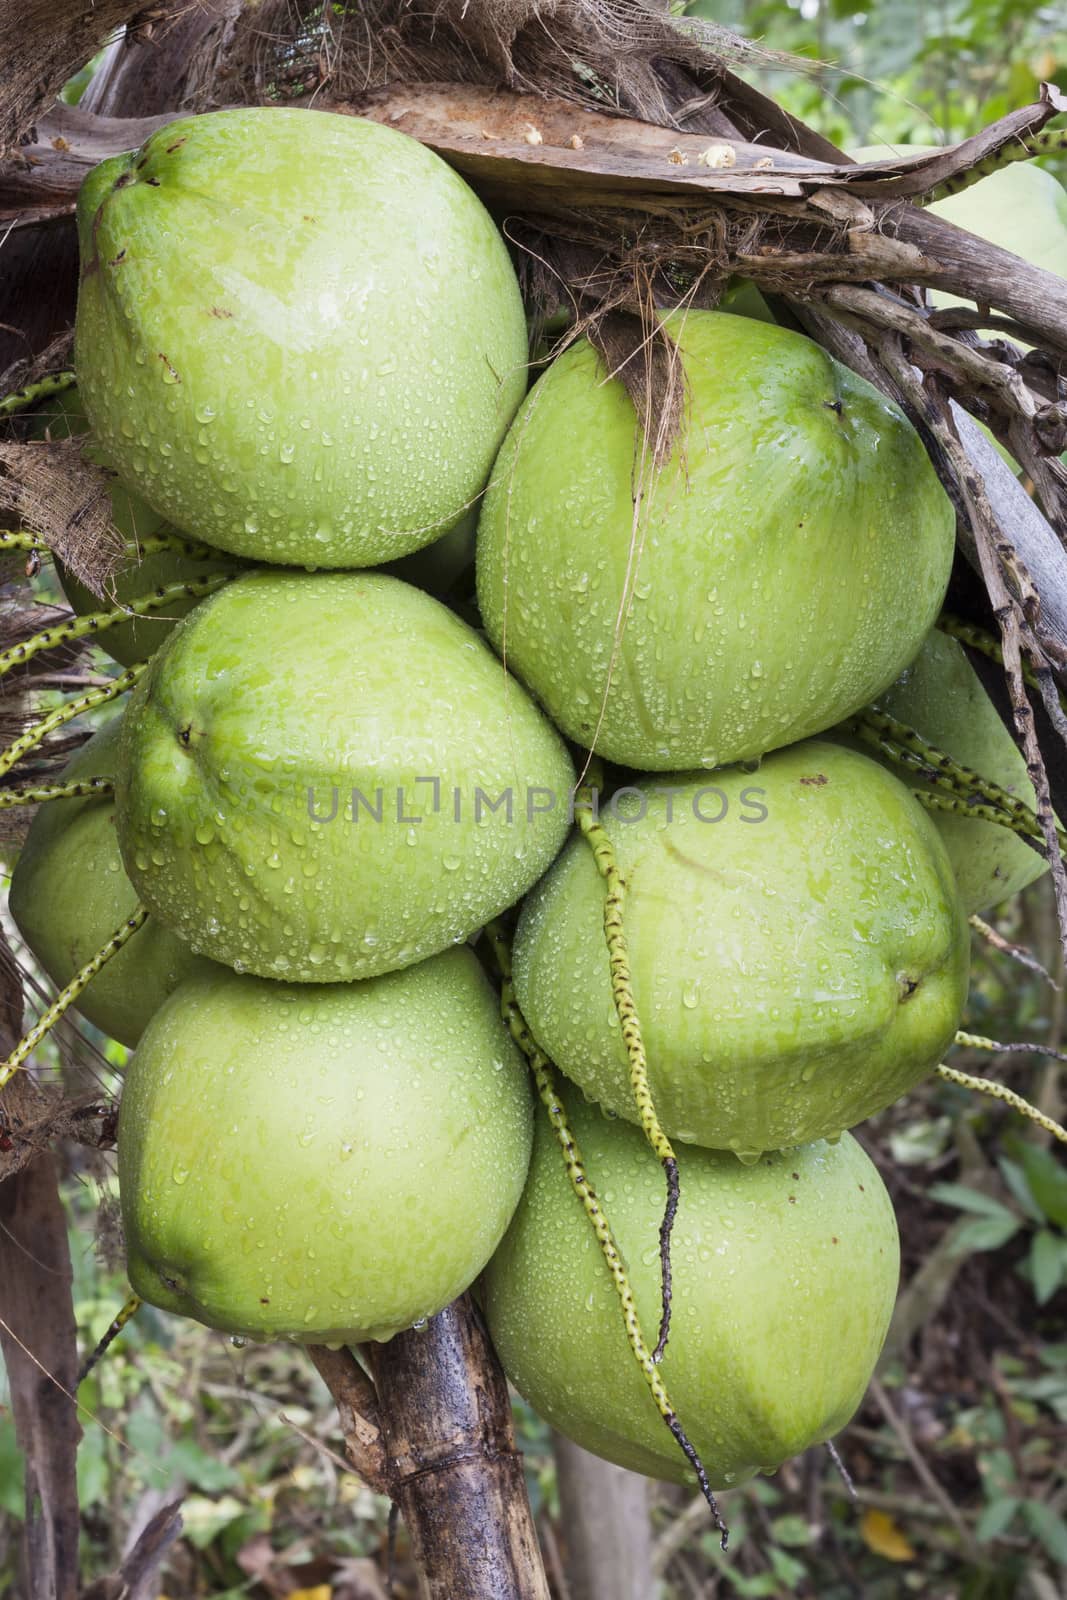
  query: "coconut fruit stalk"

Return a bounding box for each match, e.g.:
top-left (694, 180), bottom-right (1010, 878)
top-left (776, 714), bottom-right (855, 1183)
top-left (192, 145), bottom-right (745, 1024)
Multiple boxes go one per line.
top-left (28, 389), bottom-right (242, 667)
top-left (368, 1296), bottom-right (552, 1600)
top-left (869, 629), bottom-right (1050, 913)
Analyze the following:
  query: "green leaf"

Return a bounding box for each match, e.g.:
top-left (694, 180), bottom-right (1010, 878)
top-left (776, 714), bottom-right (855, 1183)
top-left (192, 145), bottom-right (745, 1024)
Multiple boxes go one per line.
top-left (890, 1118), bottom-right (951, 1166)
top-left (75, 1427), bottom-right (110, 1511)
top-left (169, 1438), bottom-right (241, 1493)
top-left (770, 1513), bottom-right (813, 1548)
top-left (1029, 1230), bottom-right (1067, 1305)
top-left (180, 1493), bottom-right (248, 1551)
top-left (929, 1183), bottom-right (1017, 1220)
top-left (0, 1422), bottom-right (24, 1518)
top-left (979, 1447), bottom-right (1016, 1498)
top-left (976, 1497), bottom-right (1019, 1543)
top-left (950, 1214), bottom-right (1022, 1254)
top-left (998, 1157), bottom-right (1045, 1225)
top-left (723, 1571), bottom-right (779, 1598)
top-left (1022, 1499), bottom-right (1067, 1565)
top-left (1019, 1144), bottom-right (1067, 1230)
top-left (124, 1401), bottom-right (166, 1462)
top-left (768, 1547), bottom-right (808, 1587)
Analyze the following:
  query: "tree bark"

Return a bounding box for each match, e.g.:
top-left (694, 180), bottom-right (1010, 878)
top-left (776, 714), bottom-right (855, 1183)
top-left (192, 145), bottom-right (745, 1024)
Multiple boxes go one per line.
top-left (367, 1295), bottom-right (551, 1600)
top-left (80, 0), bottom-right (244, 119)
top-left (0, 931), bottom-right (82, 1600)
top-left (0, 0), bottom-right (174, 151)
top-left (0, 1155), bottom-right (83, 1600)
top-left (552, 1433), bottom-right (656, 1600)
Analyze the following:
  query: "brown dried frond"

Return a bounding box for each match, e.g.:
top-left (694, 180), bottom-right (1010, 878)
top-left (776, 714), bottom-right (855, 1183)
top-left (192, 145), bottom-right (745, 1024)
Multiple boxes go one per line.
top-left (215, 0), bottom-right (818, 145)
top-left (93, 1190), bottom-right (126, 1272)
top-left (0, 687), bottom-right (32, 753)
top-left (505, 201), bottom-right (767, 461)
top-left (0, 1), bottom-right (198, 152)
top-left (0, 591), bottom-right (79, 662)
top-left (0, 572), bottom-right (94, 792)
top-left (0, 437), bottom-right (124, 596)
top-left (588, 308), bottom-right (687, 469)
top-left (0, 1081), bottom-right (117, 1184)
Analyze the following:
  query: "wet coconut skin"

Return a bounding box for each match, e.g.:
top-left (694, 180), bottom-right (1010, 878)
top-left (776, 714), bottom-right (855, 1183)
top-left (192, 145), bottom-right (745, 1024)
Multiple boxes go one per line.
top-left (120, 951), bottom-right (534, 1343)
top-left (115, 569), bottom-right (575, 983)
top-left (9, 718), bottom-right (214, 1047)
top-left (484, 1102), bottom-right (899, 1487)
top-left (75, 108), bottom-right (528, 568)
top-left (477, 309), bottom-right (956, 771)
top-left (514, 742), bottom-right (970, 1156)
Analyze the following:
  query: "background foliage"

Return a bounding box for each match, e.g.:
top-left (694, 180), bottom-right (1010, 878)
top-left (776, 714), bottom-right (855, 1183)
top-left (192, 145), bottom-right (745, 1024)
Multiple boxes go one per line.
top-left (689, 0), bottom-right (1067, 166)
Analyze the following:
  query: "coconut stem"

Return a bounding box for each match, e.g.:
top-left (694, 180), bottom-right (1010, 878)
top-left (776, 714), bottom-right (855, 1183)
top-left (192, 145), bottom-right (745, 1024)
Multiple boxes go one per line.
top-left (912, 788), bottom-right (1051, 850)
top-left (851, 707), bottom-right (1064, 852)
top-left (574, 766), bottom-right (679, 1364)
top-left (926, 128), bottom-right (1067, 203)
top-left (0, 905), bottom-right (148, 1089)
top-left (0, 776), bottom-right (114, 810)
top-left (484, 923), bottom-right (728, 1549)
top-left (955, 1028), bottom-right (1067, 1065)
top-left (937, 612), bottom-right (1064, 714)
top-left (0, 664), bottom-right (144, 780)
top-left (936, 1062), bottom-right (1067, 1144)
top-left (0, 573), bottom-right (235, 678)
top-left (849, 707), bottom-right (1063, 855)
top-left (969, 913), bottom-right (1059, 989)
top-left (0, 530), bottom-right (225, 564)
top-left (0, 530), bottom-right (51, 555)
top-left (0, 371), bottom-right (76, 418)
top-left (76, 1294), bottom-right (142, 1385)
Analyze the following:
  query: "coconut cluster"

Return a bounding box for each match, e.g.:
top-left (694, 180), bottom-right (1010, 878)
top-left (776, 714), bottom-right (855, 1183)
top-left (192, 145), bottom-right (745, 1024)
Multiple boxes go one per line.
top-left (10, 105), bottom-right (1054, 1491)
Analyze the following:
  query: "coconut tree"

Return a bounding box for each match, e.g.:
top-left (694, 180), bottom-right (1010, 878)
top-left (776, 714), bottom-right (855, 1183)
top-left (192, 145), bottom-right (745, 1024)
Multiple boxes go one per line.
top-left (2, 5), bottom-right (1066, 1597)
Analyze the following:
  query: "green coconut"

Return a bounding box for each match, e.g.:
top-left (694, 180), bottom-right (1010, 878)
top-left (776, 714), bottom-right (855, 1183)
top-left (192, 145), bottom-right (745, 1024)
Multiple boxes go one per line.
top-left (483, 1098), bottom-right (899, 1487)
top-left (120, 949), bottom-right (534, 1343)
top-left (75, 107), bottom-right (528, 568)
top-left (514, 742), bottom-right (969, 1157)
top-left (869, 628), bottom-right (1047, 914)
top-left (9, 718), bottom-right (213, 1046)
top-left (115, 569), bottom-right (575, 983)
top-left (476, 309), bottom-right (955, 771)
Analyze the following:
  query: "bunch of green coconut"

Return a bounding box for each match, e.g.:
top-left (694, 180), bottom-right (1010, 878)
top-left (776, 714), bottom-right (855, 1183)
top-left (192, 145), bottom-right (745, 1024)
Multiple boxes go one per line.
top-left (3, 106), bottom-right (1057, 1496)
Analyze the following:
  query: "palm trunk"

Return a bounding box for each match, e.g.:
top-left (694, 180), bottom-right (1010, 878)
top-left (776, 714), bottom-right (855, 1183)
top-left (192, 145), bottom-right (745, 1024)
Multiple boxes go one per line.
top-left (367, 1295), bottom-right (552, 1600)
top-left (553, 1433), bottom-right (656, 1600)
